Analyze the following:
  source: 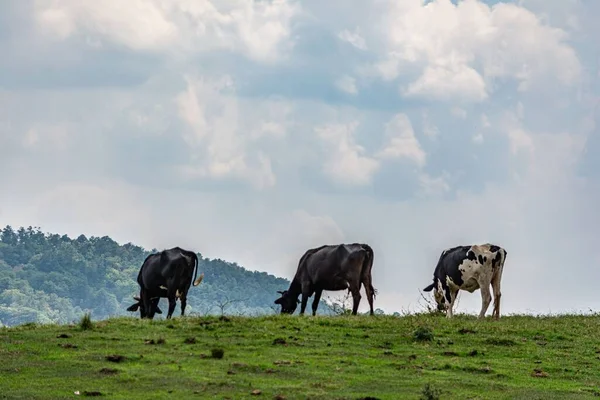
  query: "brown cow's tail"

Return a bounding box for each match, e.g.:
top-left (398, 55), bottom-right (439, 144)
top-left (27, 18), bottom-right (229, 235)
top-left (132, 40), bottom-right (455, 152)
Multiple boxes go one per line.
top-left (360, 244), bottom-right (376, 299)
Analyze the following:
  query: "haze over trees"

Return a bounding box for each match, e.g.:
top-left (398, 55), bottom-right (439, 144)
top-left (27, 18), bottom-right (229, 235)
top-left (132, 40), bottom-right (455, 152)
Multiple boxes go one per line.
top-left (0, 225), bottom-right (338, 326)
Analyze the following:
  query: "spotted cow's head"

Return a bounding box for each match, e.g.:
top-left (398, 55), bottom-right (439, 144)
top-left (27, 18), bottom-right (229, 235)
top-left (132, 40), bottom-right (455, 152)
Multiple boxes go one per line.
top-left (274, 290), bottom-right (300, 314)
top-left (423, 280), bottom-right (446, 312)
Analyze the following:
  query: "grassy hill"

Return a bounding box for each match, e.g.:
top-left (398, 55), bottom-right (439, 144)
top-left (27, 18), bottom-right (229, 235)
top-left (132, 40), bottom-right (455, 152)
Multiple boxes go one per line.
top-left (2, 313), bottom-right (600, 399)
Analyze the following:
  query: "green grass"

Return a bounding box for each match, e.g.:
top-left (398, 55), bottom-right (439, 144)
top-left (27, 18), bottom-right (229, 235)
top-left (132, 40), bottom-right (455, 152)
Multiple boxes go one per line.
top-left (2, 313), bottom-right (600, 399)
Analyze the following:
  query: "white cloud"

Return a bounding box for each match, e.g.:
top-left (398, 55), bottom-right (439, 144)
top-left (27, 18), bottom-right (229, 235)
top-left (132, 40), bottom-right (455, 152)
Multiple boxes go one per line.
top-left (507, 126), bottom-right (535, 155)
top-left (35, 1), bottom-right (177, 51)
top-left (253, 121), bottom-right (286, 140)
top-left (404, 64), bottom-right (488, 102)
top-left (33, 0), bottom-right (301, 62)
top-left (366, 0), bottom-right (581, 102)
top-left (422, 111), bottom-right (440, 138)
top-left (418, 172), bottom-right (450, 197)
top-left (176, 75), bottom-right (276, 189)
top-left (21, 124), bottom-right (71, 151)
top-left (524, 132), bottom-right (587, 187)
top-left (337, 27), bottom-right (367, 50)
top-left (451, 107), bottom-right (468, 119)
top-left (335, 75), bottom-right (358, 95)
top-left (501, 107), bottom-right (535, 155)
top-left (481, 113), bottom-right (491, 128)
top-left (316, 122), bottom-right (380, 186)
top-left (376, 113), bottom-right (426, 167)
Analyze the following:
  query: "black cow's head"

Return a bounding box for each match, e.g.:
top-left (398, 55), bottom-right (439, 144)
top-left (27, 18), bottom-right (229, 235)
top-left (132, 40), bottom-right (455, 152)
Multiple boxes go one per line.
top-left (423, 281), bottom-right (446, 312)
top-left (126, 296), bottom-right (162, 318)
top-left (274, 290), bottom-right (300, 314)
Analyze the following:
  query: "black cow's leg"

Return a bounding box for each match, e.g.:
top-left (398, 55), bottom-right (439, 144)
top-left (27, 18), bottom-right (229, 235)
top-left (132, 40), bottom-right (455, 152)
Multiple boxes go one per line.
top-left (151, 298), bottom-right (160, 316)
top-left (140, 290), bottom-right (153, 319)
top-left (180, 295), bottom-right (187, 316)
top-left (165, 296), bottom-right (177, 319)
top-left (312, 289), bottom-right (323, 316)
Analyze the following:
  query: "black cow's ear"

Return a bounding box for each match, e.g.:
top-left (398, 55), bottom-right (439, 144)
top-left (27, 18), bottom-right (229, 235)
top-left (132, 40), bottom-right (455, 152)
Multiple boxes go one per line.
top-left (423, 283), bottom-right (435, 292)
top-left (274, 298), bottom-right (282, 304)
top-left (126, 304), bottom-right (139, 312)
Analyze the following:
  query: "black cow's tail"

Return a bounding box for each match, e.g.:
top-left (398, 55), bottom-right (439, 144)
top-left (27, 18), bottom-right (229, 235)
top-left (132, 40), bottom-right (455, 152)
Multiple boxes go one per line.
top-left (192, 252), bottom-right (204, 286)
top-left (360, 244), bottom-right (376, 299)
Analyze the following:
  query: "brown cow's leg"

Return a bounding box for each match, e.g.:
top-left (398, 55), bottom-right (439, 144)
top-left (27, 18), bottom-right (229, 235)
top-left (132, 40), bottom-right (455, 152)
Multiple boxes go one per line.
top-left (361, 277), bottom-right (375, 316)
top-left (300, 293), bottom-right (309, 315)
top-left (350, 286), bottom-right (362, 315)
top-left (300, 286), bottom-right (313, 315)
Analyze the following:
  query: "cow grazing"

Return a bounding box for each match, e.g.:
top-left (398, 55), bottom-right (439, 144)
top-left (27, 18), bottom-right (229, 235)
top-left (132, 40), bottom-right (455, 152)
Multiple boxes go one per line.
top-left (422, 243), bottom-right (507, 319)
top-left (128, 294), bottom-right (163, 318)
top-left (274, 243), bottom-right (376, 316)
top-left (126, 247), bottom-right (204, 319)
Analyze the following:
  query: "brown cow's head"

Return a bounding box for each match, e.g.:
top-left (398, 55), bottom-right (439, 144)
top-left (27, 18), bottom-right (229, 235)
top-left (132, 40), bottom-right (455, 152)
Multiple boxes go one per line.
top-left (274, 290), bottom-right (300, 314)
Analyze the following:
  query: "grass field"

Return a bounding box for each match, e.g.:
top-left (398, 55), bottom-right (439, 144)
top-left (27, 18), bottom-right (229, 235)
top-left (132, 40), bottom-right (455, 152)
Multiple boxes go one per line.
top-left (1, 313), bottom-right (600, 399)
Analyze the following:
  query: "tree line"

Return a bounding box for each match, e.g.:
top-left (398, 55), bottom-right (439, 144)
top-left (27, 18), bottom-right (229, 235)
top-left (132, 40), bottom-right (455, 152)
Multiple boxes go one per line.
top-left (0, 225), bottom-right (320, 326)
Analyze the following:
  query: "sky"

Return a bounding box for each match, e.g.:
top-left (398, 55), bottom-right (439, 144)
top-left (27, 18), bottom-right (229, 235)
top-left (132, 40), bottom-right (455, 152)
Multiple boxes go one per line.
top-left (1, 0), bottom-right (599, 316)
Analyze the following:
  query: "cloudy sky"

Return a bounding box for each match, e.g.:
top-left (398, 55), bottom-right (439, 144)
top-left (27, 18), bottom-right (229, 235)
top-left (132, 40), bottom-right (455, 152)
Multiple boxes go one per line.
top-left (1, 0), bottom-right (599, 316)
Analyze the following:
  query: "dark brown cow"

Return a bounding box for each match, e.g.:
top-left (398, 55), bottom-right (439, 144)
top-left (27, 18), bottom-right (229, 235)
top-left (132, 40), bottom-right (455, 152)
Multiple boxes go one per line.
top-left (274, 243), bottom-right (376, 316)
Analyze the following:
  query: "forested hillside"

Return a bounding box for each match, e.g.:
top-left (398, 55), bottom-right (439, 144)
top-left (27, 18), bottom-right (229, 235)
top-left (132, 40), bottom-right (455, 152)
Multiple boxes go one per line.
top-left (0, 225), bottom-right (325, 326)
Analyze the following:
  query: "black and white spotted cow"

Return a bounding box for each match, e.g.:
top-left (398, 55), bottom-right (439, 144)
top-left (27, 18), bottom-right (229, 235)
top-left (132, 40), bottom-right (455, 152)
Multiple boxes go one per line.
top-left (422, 243), bottom-right (507, 319)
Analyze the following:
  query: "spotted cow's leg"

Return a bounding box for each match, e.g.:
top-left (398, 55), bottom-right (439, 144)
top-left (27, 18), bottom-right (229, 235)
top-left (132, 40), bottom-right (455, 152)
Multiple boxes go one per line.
top-left (478, 284), bottom-right (492, 319)
top-left (491, 266), bottom-right (504, 319)
top-left (445, 287), bottom-right (456, 318)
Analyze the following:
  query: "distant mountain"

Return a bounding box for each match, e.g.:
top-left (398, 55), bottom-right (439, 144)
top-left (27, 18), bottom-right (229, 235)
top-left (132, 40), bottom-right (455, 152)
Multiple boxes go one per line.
top-left (0, 225), bottom-right (336, 326)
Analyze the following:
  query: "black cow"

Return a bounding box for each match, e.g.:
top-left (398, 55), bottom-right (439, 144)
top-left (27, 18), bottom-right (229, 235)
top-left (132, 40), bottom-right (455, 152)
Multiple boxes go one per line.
top-left (274, 243), bottom-right (376, 316)
top-left (127, 253), bottom-right (164, 318)
top-left (422, 243), bottom-right (507, 319)
top-left (126, 247), bottom-right (204, 319)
